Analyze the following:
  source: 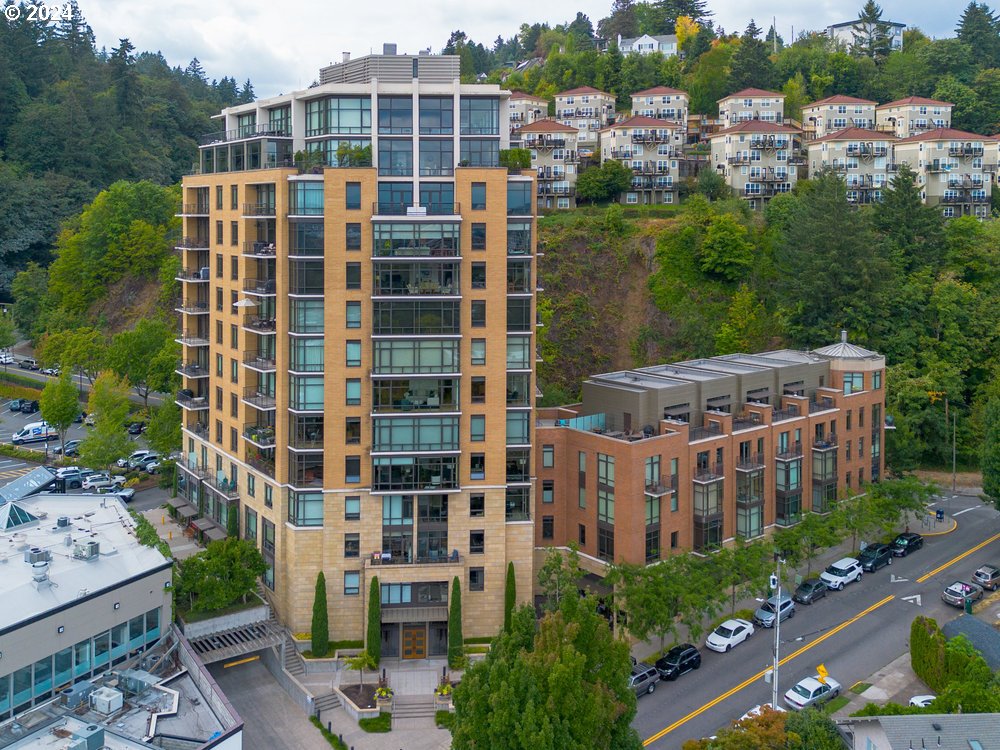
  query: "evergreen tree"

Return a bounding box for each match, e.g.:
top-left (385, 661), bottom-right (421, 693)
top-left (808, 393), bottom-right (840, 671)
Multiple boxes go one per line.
top-left (447, 576), bottom-right (464, 668)
top-left (728, 20), bottom-right (775, 92)
top-left (598, 0), bottom-right (639, 43)
top-left (109, 38), bottom-right (140, 126)
top-left (237, 78), bottom-right (255, 104)
top-left (983, 395), bottom-right (1000, 508)
top-left (367, 576), bottom-right (381, 664)
top-left (311, 571), bottom-right (329, 657)
top-left (184, 57), bottom-right (207, 82)
top-left (957, 2), bottom-right (1000, 68)
top-left (851, 0), bottom-right (894, 62)
top-left (872, 163), bottom-right (946, 274)
top-left (568, 13), bottom-right (596, 50)
top-left (226, 503), bottom-right (239, 537)
top-left (765, 24), bottom-right (785, 52)
top-left (504, 562), bottom-right (516, 631)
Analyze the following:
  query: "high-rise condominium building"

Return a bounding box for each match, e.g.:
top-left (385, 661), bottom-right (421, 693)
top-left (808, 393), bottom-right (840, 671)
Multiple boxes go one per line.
top-left (175, 50), bottom-right (537, 659)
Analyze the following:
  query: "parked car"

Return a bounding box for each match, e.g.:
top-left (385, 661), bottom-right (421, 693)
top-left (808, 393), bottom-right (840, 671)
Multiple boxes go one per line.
top-left (739, 704), bottom-right (787, 722)
top-left (126, 421), bottom-right (146, 435)
top-left (40, 367), bottom-right (60, 376)
top-left (891, 532), bottom-right (924, 557)
top-left (793, 577), bottom-right (828, 605)
top-left (19, 400), bottom-right (39, 414)
top-left (0, 351), bottom-right (14, 365)
top-left (18, 358), bottom-right (39, 370)
top-left (118, 449), bottom-right (152, 468)
top-left (909, 695), bottom-right (936, 708)
top-left (130, 452), bottom-right (160, 470)
top-left (858, 543), bottom-right (893, 572)
top-left (973, 564), bottom-right (1000, 591)
top-left (820, 557), bottom-right (863, 590)
top-left (73, 411), bottom-right (87, 423)
top-left (941, 580), bottom-right (984, 608)
top-left (654, 644), bottom-right (701, 681)
top-left (82, 473), bottom-right (126, 491)
top-left (629, 662), bottom-right (660, 697)
top-left (705, 619), bottom-right (754, 653)
top-left (57, 470), bottom-right (83, 489)
top-left (784, 675), bottom-right (841, 710)
top-left (753, 593), bottom-right (795, 628)
top-left (97, 486), bottom-right (135, 503)
top-left (83, 414), bottom-right (96, 426)
top-left (53, 439), bottom-right (82, 456)
top-left (8, 398), bottom-right (23, 412)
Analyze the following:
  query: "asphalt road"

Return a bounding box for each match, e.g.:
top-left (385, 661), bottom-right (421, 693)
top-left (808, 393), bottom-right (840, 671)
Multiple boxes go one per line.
top-left (635, 493), bottom-right (1000, 748)
top-left (1, 365), bottom-right (165, 408)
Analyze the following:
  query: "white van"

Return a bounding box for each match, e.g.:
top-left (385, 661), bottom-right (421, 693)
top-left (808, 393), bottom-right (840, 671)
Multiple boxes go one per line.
top-left (12, 421), bottom-right (58, 445)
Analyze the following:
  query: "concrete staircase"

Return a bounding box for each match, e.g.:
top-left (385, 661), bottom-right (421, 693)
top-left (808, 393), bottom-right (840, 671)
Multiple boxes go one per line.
top-left (391, 695), bottom-right (438, 720)
top-left (283, 634), bottom-right (305, 678)
top-left (314, 692), bottom-right (341, 715)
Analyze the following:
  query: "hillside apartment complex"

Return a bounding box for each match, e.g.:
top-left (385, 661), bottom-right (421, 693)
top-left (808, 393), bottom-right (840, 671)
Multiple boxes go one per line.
top-left (175, 51), bottom-right (537, 658)
top-left (536, 335), bottom-right (886, 564)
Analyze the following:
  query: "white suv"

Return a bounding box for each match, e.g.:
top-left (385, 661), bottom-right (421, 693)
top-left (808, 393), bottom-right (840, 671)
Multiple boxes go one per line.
top-left (820, 557), bottom-right (863, 590)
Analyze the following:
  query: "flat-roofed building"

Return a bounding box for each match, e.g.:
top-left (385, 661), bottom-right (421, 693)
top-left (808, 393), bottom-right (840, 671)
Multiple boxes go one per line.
top-left (807, 127), bottom-right (896, 205)
top-left (893, 127), bottom-right (991, 218)
top-left (536, 334), bottom-right (886, 563)
top-left (801, 95), bottom-right (877, 140)
top-left (876, 97), bottom-right (952, 139)
top-left (0, 495), bottom-right (172, 722)
top-left (710, 120), bottom-right (803, 209)
top-left (717, 88), bottom-right (785, 128)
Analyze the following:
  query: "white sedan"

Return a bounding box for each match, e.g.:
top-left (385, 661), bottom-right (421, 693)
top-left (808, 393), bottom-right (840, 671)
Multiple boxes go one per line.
top-left (705, 618), bottom-right (755, 653)
top-left (784, 675), bottom-right (842, 710)
top-left (82, 473), bottom-right (126, 490)
top-left (739, 703), bottom-right (787, 722)
top-left (909, 695), bottom-right (936, 708)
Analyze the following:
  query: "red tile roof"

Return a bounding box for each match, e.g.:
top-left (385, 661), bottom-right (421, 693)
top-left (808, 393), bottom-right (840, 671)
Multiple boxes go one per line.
top-left (509, 91), bottom-right (547, 101)
top-left (633, 86), bottom-right (687, 97)
top-left (812, 127), bottom-right (896, 143)
top-left (609, 115), bottom-right (682, 129)
top-left (718, 88), bottom-right (784, 102)
top-left (804, 95), bottom-right (877, 108)
top-left (896, 127), bottom-right (988, 144)
top-left (877, 96), bottom-right (953, 109)
top-left (712, 120), bottom-right (801, 136)
top-left (516, 119), bottom-right (579, 134)
top-left (556, 85), bottom-right (613, 98)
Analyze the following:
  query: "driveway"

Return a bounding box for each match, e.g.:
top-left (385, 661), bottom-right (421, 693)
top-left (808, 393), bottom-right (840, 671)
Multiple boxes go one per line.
top-left (208, 658), bottom-right (331, 750)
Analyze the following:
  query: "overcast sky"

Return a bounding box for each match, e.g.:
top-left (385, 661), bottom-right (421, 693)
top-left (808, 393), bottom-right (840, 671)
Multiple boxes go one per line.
top-left (79, 0), bottom-right (953, 96)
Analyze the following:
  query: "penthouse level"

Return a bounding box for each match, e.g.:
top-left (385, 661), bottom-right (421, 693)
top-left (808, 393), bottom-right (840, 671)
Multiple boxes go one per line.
top-left (535, 333), bottom-right (885, 562)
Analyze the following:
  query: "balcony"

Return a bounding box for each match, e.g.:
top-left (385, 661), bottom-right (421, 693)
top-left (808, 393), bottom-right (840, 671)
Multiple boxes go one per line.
top-left (242, 314), bottom-right (276, 334)
top-left (689, 425), bottom-right (723, 442)
top-left (242, 203), bottom-right (276, 217)
top-left (948, 145), bottom-right (983, 157)
top-left (242, 387), bottom-right (276, 410)
top-left (926, 163), bottom-right (950, 173)
top-left (645, 474), bottom-right (677, 497)
top-left (813, 434), bottom-right (839, 450)
top-left (176, 391), bottom-right (209, 411)
top-left (178, 203), bottom-right (209, 216)
top-left (198, 123), bottom-right (292, 145)
top-left (243, 350), bottom-right (277, 372)
top-left (776, 441), bottom-right (803, 460)
top-left (176, 267), bottom-right (210, 283)
top-left (243, 241), bottom-right (277, 257)
top-left (947, 177), bottom-right (984, 189)
top-left (693, 462), bottom-right (724, 483)
top-left (749, 139), bottom-right (789, 150)
top-left (177, 454), bottom-right (211, 477)
top-left (374, 279), bottom-right (458, 297)
top-left (176, 236), bottom-right (210, 250)
top-left (176, 330), bottom-right (210, 347)
top-left (367, 550), bottom-right (461, 566)
top-left (809, 399), bottom-right (836, 414)
top-left (243, 423), bottom-right (276, 449)
top-left (736, 453), bottom-right (765, 471)
top-left (526, 137), bottom-right (566, 149)
top-left (748, 171), bottom-right (787, 183)
top-left (629, 162), bottom-right (671, 175)
top-left (788, 156), bottom-right (806, 166)
top-left (941, 194), bottom-right (989, 204)
top-left (243, 278), bottom-right (276, 296)
top-left (631, 132), bottom-right (671, 144)
top-left (727, 155), bottom-right (752, 165)
top-left (732, 417), bottom-right (764, 432)
top-left (372, 202), bottom-right (461, 216)
top-left (537, 185), bottom-right (576, 196)
top-left (772, 407), bottom-right (801, 423)
top-left (248, 453), bottom-right (275, 478)
top-left (205, 475), bottom-right (240, 500)
top-left (846, 145), bottom-right (888, 157)
top-left (176, 361), bottom-right (209, 379)
top-left (175, 301), bottom-right (209, 315)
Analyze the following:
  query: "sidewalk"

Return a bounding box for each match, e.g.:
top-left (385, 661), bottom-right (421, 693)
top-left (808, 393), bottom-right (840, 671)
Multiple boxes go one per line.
top-left (138, 486), bottom-right (201, 560)
top-left (834, 652), bottom-right (927, 718)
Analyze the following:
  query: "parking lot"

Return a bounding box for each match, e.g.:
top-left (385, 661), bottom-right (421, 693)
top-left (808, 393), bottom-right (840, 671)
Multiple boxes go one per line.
top-left (0, 399), bottom-right (149, 458)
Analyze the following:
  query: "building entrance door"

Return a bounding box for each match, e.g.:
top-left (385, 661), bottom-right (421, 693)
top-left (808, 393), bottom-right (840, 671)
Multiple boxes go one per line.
top-left (401, 623), bottom-right (426, 659)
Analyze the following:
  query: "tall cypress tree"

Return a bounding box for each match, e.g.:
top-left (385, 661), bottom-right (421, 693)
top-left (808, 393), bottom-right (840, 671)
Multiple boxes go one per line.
top-left (311, 571), bottom-right (329, 657)
top-left (504, 562), bottom-right (516, 632)
top-left (367, 576), bottom-right (381, 664)
top-left (448, 576), bottom-right (464, 668)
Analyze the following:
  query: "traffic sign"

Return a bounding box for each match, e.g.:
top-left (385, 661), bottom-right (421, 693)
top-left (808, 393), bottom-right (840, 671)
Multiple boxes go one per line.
top-left (816, 663), bottom-right (828, 684)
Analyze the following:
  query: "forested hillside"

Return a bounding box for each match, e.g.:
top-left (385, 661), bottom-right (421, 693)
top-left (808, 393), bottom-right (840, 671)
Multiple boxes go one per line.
top-left (537, 170), bottom-right (1000, 472)
top-left (0, 0), bottom-right (251, 292)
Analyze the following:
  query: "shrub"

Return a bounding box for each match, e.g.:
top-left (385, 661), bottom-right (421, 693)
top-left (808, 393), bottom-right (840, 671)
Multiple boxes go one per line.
top-left (367, 576), bottom-right (381, 664)
top-left (312, 572), bottom-right (329, 658)
top-left (448, 576), bottom-right (465, 669)
top-left (435, 710), bottom-right (455, 731)
top-left (308, 716), bottom-right (348, 749)
top-left (909, 616), bottom-right (946, 691)
top-left (358, 712), bottom-right (391, 733)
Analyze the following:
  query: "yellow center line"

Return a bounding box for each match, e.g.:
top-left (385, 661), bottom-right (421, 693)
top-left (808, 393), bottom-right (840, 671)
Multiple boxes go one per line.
top-left (916, 531), bottom-right (1000, 583)
top-left (642, 594), bottom-right (896, 747)
top-left (223, 655), bottom-right (260, 668)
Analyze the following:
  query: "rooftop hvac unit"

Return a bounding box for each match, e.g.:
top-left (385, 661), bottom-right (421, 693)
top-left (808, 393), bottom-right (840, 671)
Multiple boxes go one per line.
top-left (62, 680), bottom-right (95, 709)
top-left (57, 516), bottom-right (70, 528)
top-left (73, 540), bottom-right (100, 560)
top-left (24, 547), bottom-right (50, 564)
top-left (71, 723), bottom-right (105, 750)
top-left (67, 740), bottom-right (88, 750)
top-left (89, 687), bottom-right (123, 715)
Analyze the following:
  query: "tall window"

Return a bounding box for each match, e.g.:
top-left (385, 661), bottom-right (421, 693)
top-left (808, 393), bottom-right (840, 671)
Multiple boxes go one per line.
top-left (289, 491), bottom-right (324, 526)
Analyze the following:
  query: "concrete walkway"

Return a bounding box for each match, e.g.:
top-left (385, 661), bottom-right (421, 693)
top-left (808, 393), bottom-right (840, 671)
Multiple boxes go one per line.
top-left (834, 652), bottom-right (927, 717)
top-left (138, 486), bottom-right (201, 560)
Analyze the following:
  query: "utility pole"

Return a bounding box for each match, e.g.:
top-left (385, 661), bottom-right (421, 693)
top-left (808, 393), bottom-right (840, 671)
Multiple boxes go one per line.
top-left (770, 553), bottom-right (783, 709)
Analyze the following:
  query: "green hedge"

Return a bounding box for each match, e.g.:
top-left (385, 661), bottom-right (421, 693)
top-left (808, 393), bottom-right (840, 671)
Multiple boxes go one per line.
top-left (0, 372), bottom-right (46, 391)
top-left (308, 717), bottom-right (349, 749)
top-left (358, 712), bottom-right (391, 733)
top-left (0, 443), bottom-right (49, 462)
top-left (435, 710), bottom-right (455, 731)
top-left (909, 616), bottom-right (947, 691)
top-left (0, 382), bottom-right (44, 401)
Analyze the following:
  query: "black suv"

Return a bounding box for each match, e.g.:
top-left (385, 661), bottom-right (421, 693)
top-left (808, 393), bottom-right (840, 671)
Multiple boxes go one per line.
top-left (891, 532), bottom-right (924, 557)
top-left (654, 644), bottom-right (701, 681)
top-left (859, 543), bottom-right (893, 572)
top-left (20, 400), bottom-right (39, 414)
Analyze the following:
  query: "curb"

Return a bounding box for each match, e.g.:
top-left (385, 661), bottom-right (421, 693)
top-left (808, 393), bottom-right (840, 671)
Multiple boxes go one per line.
top-left (922, 518), bottom-right (958, 537)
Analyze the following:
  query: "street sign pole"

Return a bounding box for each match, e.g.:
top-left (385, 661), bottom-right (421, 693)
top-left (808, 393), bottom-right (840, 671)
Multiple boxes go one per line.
top-left (771, 554), bottom-right (783, 709)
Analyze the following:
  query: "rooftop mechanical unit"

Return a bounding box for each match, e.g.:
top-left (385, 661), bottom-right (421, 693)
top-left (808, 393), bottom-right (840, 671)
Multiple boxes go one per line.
top-left (73, 540), bottom-right (99, 560)
top-left (61, 680), bottom-right (95, 709)
top-left (70, 723), bottom-right (105, 750)
top-left (89, 686), bottom-right (123, 715)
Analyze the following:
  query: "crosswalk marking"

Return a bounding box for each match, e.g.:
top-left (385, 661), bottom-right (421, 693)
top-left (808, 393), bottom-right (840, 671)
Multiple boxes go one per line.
top-left (0, 467), bottom-right (34, 479)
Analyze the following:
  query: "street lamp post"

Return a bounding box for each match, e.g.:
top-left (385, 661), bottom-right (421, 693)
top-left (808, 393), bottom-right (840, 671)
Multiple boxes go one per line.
top-left (770, 553), bottom-right (784, 709)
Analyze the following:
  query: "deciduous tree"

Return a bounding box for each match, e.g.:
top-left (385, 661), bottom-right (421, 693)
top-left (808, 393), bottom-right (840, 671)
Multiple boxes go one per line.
top-left (78, 370), bottom-right (131, 472)
top-left (40, 371), bottom-right (80, 454)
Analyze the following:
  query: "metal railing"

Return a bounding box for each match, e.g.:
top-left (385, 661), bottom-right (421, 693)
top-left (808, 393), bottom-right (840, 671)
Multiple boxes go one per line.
top-left (772, 407), bottom-right (800, 422)
top-left (243, 278), bottom-right (277, 294)
top-left (176, 330), bottom-right (210, 346)
top-left (243, 423), bottom-right (276, 448)
top-left (176, 361), bottom-right (209, 378)
top-left (736, 453), bottom-right (765, 471)
top-left (176, 236), bottom-right (210, 249)
top-left (242, 387), bottom-right (276, 409)
top-left (525, 137), bottom-right (566, 148)
top-left (243, 350), bottom-right (277, 370)
top-left (693, 462), bottom-right (725, 483)
top-left (372, 202), bottom-right (461, 216)
top-left (205, 475), bottom-right (240, 499)
top-left (248, 455), bottom-right (276, 478)
top-left (175, 302), bottom-right (209, 315)
top-left (185, 421), bottom-right (209, 439)
top-left (689, 425), bottom-right (723, 441)
top-left (776, 441), bottom-right (803, 460)
top-left (243, 314), bottom-right (276, 332)
top-left (242, 203), bottom-right (277, 217)
top-left (813, 434), bottom-right (839, 449)
top-left (243, 241), bottom-right (277, 256)
top-left (198, 123), bottom-right (292, 145)
top-left (809, 399), bottom-right (835, 414)
top-left (645, 474), bottom-right (677, 496)
top-left (178, 203), bottom-right (210, 215)
top-left (177, 268), bottom-right (210, 281)
top-left (368, 551), bottom-right (462, 566)
top-left (176, 392), bottom-right (209, 409)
